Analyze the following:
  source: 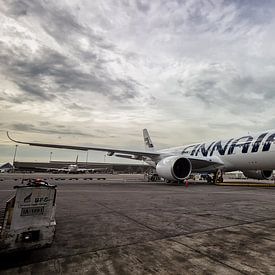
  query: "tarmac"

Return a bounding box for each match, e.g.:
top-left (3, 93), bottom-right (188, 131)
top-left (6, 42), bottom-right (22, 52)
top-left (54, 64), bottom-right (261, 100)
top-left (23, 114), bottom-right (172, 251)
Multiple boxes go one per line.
top-left (0, 173), bottom-right (275, 274)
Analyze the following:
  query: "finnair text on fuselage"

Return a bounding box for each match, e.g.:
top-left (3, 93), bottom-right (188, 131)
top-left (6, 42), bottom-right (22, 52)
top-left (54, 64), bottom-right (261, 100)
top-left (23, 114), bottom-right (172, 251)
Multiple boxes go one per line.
top-left (178, 131), bottom-right (275, 157)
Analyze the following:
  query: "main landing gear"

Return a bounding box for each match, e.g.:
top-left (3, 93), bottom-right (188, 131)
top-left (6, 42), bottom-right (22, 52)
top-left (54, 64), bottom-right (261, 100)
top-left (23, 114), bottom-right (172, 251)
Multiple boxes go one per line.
top-left (144, 169), bottom-right (161, 182)
top-left (206, 169), bottom-right (224, 184)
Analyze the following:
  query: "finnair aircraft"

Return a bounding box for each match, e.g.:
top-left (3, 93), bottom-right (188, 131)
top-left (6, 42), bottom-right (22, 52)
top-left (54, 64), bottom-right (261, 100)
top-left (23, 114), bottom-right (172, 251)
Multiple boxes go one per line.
top-left (7, 129), bottom-right (275, 182)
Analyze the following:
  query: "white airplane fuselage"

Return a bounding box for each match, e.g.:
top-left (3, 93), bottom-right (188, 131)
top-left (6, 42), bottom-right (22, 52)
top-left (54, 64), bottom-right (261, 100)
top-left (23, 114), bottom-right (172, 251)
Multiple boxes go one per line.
top-left (157, 130), bottom-right (275, 172)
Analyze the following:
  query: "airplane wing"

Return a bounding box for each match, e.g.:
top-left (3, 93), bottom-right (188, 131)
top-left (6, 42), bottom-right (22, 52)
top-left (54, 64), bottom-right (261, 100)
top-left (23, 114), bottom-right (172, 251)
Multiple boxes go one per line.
top-left (7, 132), bottom-right (160, 159)
top-left (7, 132), bottom-right (224, 170)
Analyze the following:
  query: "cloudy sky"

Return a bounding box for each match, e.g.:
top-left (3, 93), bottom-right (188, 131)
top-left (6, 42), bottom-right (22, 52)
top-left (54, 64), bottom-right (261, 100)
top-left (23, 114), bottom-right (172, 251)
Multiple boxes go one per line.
top-left (1, 0), bottom-right (275, 163)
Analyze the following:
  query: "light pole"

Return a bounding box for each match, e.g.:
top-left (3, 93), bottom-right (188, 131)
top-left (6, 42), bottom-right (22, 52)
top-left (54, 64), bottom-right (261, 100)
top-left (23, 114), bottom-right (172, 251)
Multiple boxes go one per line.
top-left (86, 151), bottom-right (89, 168)
top-left (49, 152), bottom-right (53, 162)
top-left (12, 145), bottom-right (18, 173)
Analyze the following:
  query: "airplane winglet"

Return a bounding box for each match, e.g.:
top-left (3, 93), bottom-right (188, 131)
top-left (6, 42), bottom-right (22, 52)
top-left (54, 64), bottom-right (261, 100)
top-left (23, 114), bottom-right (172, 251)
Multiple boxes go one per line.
top-left (7, 131), bottom-right (25, 144)
top-left (7, 131), bottom-right (15, 142)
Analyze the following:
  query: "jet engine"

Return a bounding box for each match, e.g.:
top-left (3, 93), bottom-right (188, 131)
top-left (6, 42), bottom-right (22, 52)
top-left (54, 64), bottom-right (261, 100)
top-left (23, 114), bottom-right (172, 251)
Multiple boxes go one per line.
top-left (242, 170), bottom-right (273, 180)
top-left (156, 156), bottom-right (192, 181)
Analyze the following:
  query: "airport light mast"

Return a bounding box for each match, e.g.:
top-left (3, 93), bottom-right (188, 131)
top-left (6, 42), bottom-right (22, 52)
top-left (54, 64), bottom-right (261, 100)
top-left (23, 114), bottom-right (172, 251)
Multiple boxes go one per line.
top-left (12, 144), bottom-right (18, 173)
top-left (86, 151), bottom-right (89, 168)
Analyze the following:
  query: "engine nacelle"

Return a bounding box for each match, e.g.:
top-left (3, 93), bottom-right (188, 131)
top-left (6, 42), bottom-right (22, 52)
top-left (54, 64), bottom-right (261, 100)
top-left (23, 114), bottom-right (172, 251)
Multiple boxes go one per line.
top-left (156, 156), bottom-right (192, 181)
top-left (242, 170), bottom-right (273, 180)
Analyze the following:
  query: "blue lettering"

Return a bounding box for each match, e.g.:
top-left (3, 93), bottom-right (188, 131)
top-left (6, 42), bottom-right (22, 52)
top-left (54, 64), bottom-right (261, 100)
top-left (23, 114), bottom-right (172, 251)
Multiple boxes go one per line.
top-left (210, 139), bottom-right (233, 156)
top-left (195, 142), bottom-right (215, 157)
top-left (181, 144), bottom-right (199, 155)
top-left (252, 133), bottom-right (267, 153)
top-left (263, 133), bottom-right (275, 152)
top-left (228, 136), bottom-right (253, 155)
top-left (191, 144), bottom-right (200, 155)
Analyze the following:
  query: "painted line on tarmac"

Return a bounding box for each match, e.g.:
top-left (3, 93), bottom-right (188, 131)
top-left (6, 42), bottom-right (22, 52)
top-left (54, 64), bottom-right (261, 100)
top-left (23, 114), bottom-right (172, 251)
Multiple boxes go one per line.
top-left (216, 182), bottom-right (275, 187)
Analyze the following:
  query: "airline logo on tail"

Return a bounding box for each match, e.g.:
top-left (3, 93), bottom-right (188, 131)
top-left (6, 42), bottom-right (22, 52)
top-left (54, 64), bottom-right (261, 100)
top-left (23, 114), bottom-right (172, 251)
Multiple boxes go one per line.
top-left (143, 129), bottom-right (154, 149)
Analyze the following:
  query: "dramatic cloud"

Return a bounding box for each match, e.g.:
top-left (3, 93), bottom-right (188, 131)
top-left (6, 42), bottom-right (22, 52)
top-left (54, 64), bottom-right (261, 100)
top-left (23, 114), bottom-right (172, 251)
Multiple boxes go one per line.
top-left (1, 0), bottom-right (275, 161)
top-left (9, 122), bottom-right (101, 137)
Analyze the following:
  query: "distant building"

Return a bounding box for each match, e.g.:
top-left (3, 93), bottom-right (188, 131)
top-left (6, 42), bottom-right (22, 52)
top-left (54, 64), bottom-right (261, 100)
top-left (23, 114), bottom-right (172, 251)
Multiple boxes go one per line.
top-left (13, 161), bottom-right (149, 174)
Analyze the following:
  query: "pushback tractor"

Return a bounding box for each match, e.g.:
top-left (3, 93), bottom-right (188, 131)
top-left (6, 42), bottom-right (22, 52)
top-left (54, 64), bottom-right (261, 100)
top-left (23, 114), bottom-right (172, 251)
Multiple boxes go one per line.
top-left (0, 179), bottom-right (56, 253)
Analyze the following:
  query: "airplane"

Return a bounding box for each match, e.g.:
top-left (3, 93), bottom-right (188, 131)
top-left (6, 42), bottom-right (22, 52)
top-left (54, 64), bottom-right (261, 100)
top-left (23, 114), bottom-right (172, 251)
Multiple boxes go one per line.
top-left (7, 129), bottom-right (275, 183)
top-left (54, 155), bottom-right (82, 174)
top-left (0, 162), bottom-right (14, 173)
top-left (20, 155), bottom-right (103, 174)
top-left (47, 156), bottom-right (102, 174)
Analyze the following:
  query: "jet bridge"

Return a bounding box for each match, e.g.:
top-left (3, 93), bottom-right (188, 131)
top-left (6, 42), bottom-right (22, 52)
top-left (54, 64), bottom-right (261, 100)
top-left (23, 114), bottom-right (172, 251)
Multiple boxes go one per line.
top-left (0, 179), bottom-right (56, 253)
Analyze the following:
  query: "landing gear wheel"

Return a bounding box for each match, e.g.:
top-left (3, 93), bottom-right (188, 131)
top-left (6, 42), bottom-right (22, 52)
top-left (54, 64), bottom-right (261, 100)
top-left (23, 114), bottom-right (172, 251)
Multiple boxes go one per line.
top-left (206, 175), bottom-right (213, 184)
top-left (214, 169), bottom-right (223, 184)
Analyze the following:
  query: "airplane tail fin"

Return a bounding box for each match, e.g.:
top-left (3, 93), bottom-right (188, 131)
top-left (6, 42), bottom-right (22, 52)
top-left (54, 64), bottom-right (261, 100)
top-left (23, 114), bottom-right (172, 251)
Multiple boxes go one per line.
top-left (143, 129), bottom-right (155, 151)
